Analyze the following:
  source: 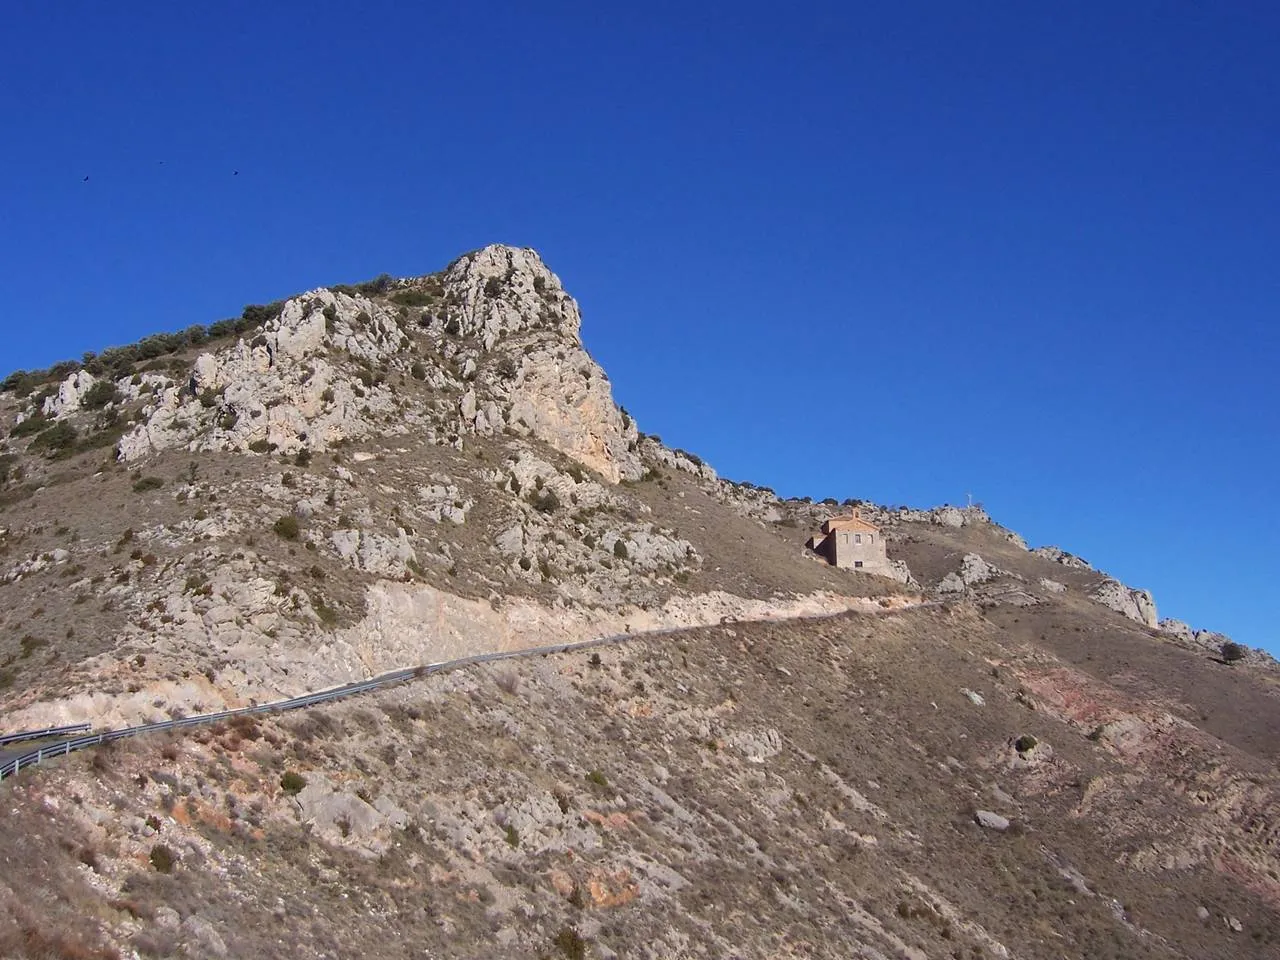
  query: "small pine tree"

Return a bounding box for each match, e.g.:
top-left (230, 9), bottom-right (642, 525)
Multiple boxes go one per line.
top-left (1221, 641), bottom-right (1247, 663)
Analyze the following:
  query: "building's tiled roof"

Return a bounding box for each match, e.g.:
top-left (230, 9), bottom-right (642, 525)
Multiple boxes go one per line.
top-left (822, 515), bottom-right (879, 534)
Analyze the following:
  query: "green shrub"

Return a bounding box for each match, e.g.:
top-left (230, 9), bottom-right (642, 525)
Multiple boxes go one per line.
top-left (613, 539), bottom-right (629, 560)
top-left (483, 277), bottom-right (503, 297)
top-left (280, 770), bottom-right (307, 795)
top-left (248, 438), bottom-right (272, 453)
top-left (585, 769), bottom-right (608, 788)
top-left (313, 600), bottom-right (339, 625)
top-left (132, 476), bottom-right (164, 493)
top-left (273, 515), bottom-right (300, 540)
top-left (149, 844), bottom-right (177, 873)
top-left (81, 380), bottom-right (122, 409)
top-left (391, 289), bottom-right (434, 307)
top-left (1221, 641), bottom-right (1247, 663)
top-left (410, 361), bottom-right (427, 380)
top-left (504, 824), bottom-right (520, 848)
top-left (241, 301), bottom-right (285, 327)
top-left (10, 415), bottom-right (47, 438)
top-left (1014, 734), bottom-right (1038, 753)
top-left (531, 489), bottom-right (560, 513)
top-left (31, 421), bottom-right (78, 455)
top-left (553, 927), bottom-right (586, 959)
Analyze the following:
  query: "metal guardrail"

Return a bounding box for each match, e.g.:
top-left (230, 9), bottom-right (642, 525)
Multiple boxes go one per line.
top-left (0, 627), bottom-right (676, 781)
top-left (0, 722), bottom-right (92, 746)
top-left (0, 602), bottom-right (919, 782)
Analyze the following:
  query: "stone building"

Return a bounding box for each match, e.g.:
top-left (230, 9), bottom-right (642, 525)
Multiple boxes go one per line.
top-left (806, 512), bottom-right (887, 570)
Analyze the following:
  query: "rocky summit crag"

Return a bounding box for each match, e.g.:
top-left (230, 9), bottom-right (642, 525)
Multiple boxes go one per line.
top-left (0, 245), bottom-right (1276, 959)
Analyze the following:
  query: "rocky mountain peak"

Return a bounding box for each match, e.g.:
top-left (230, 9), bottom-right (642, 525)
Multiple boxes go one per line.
top-left (439, 244), bottom-right (581, 347)
top-left (7, 244), bottom-right (642, 482)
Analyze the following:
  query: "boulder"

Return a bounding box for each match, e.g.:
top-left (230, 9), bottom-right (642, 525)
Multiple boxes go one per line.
top-left (1032, 545), bottom-right (1092, 570)
top-left (974, 810), bottom-right (1010, 832)
top-left (1090, 579), bottom-right (1158, 628)
top-left (938, 553), bottom-right (1004, 593)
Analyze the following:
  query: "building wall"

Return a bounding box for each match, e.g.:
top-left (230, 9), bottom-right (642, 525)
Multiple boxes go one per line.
top-left (830, 528), bottom-right (887, 570)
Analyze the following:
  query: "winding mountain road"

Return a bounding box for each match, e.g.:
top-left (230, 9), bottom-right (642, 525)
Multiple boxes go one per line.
top-left (1, 601), bottom-right (931, 782)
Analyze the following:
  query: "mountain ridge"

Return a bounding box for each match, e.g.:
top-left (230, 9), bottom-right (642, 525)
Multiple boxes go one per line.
top-left (0, 244), bottom-right (1276, 959)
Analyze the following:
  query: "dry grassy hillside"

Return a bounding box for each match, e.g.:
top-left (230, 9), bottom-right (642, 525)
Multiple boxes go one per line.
top-left (2, 245), bottom-right (1276, 959)
top-left (2, 603), bottom-right (1277, 959)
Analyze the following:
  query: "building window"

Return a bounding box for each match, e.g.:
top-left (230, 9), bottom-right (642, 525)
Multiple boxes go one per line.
top-left (854, 533), bottom-right (862, 544)
top-left (854, 561), bottom-right (864, 568)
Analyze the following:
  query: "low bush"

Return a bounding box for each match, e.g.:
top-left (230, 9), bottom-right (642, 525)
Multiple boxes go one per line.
top-left (280, 770), bottom-right (307, 795)
top-left (1221, 641), bottom-right (1247, 663)
top-left (149, 844), bottom-right (177, 873)
top-left (553, 927), bottom-right (586, 959)
top-left (391, 289), bottom-right (434, 307)
top-left (531, 489), bottom-right (560, 513)
top-left (30, 420), bottom-right (78, 455)
top-left (132, 476), bottom-right (164, 493)
top-left (273, 515), bottom-right (300, 540)
top-left (81, 380), bottom-right (122, 409)
top-left (10, 415), bottom-right (47, 438)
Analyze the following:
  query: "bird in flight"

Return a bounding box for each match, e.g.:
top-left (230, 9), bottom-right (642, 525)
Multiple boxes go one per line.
top-left (83, 176), bottom-right (89, 182)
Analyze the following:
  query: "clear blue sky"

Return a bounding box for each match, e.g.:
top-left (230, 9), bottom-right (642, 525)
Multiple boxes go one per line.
top-left (2, 3), bottom-right (1277, 651)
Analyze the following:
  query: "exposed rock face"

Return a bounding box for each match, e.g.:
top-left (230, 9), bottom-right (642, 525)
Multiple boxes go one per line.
top-left (938, 553), bottom-right (1004, 594)
top-left (329, 528), bottom-right (417, 577)
top-left (117, 288), bottom-right (405, 461)
top-left (1091, 578), bottom-right (1158, 628)
top-left (897, 505), bottom-right (990, 527)
top-left (437, 244), bottom-right (582, 348)
top-left (42, 370), bottom-right (99, 418)
top-left (1033, 545), bottom-right (1093, 570)
top-left (1159, 618), bottom-right (1195, 642)
top-left (103, 244), bottom-right (644, 482)
top-left (640, 438), bottom-right (718, 483)
top-left (974, 810), bottom-right (1010, 832)
top-left (436, 245), bottom-right (642, 483)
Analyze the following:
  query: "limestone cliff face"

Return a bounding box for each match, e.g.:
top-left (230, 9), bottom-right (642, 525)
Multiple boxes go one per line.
top-left (443, 245), bottom-right (642, 483)
top-left (1090, 578), bottom-right (1159, 628)
top-left (99, 244), bottom-right (642, 481)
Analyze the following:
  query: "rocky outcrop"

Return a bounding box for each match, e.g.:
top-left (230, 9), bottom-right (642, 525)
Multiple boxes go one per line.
top-left (442, 246), bottom-right (643, 483)
top-left (41, 370), bottom-right (99, 418)
top-left (107, 244), bottom-right (647, 483)
top-left (938, 553), bottom-right (1005, 594)
top-left (639, 437), bottom-right (718, 483)
top-left (329, 528), bottom-right (417, 577)
top-left (1090, 579), bottom-right (1158, 628)
top-left (1032, 545), bottom-right (1093, 570)
top-left (1158, 618), bottom-right (1195, 643)
top-left (117, 288), bottom-right (406, 461)
top-left (897, 505), bottom-right (990, 527)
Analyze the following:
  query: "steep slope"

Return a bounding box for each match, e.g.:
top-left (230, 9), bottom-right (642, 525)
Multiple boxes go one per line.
top-left (2, 244), bottom-right (1277, 960)
top-left (2, 606), bottom-right (1278, 959)
top-left (0, 246), bottom-right (910, 732)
